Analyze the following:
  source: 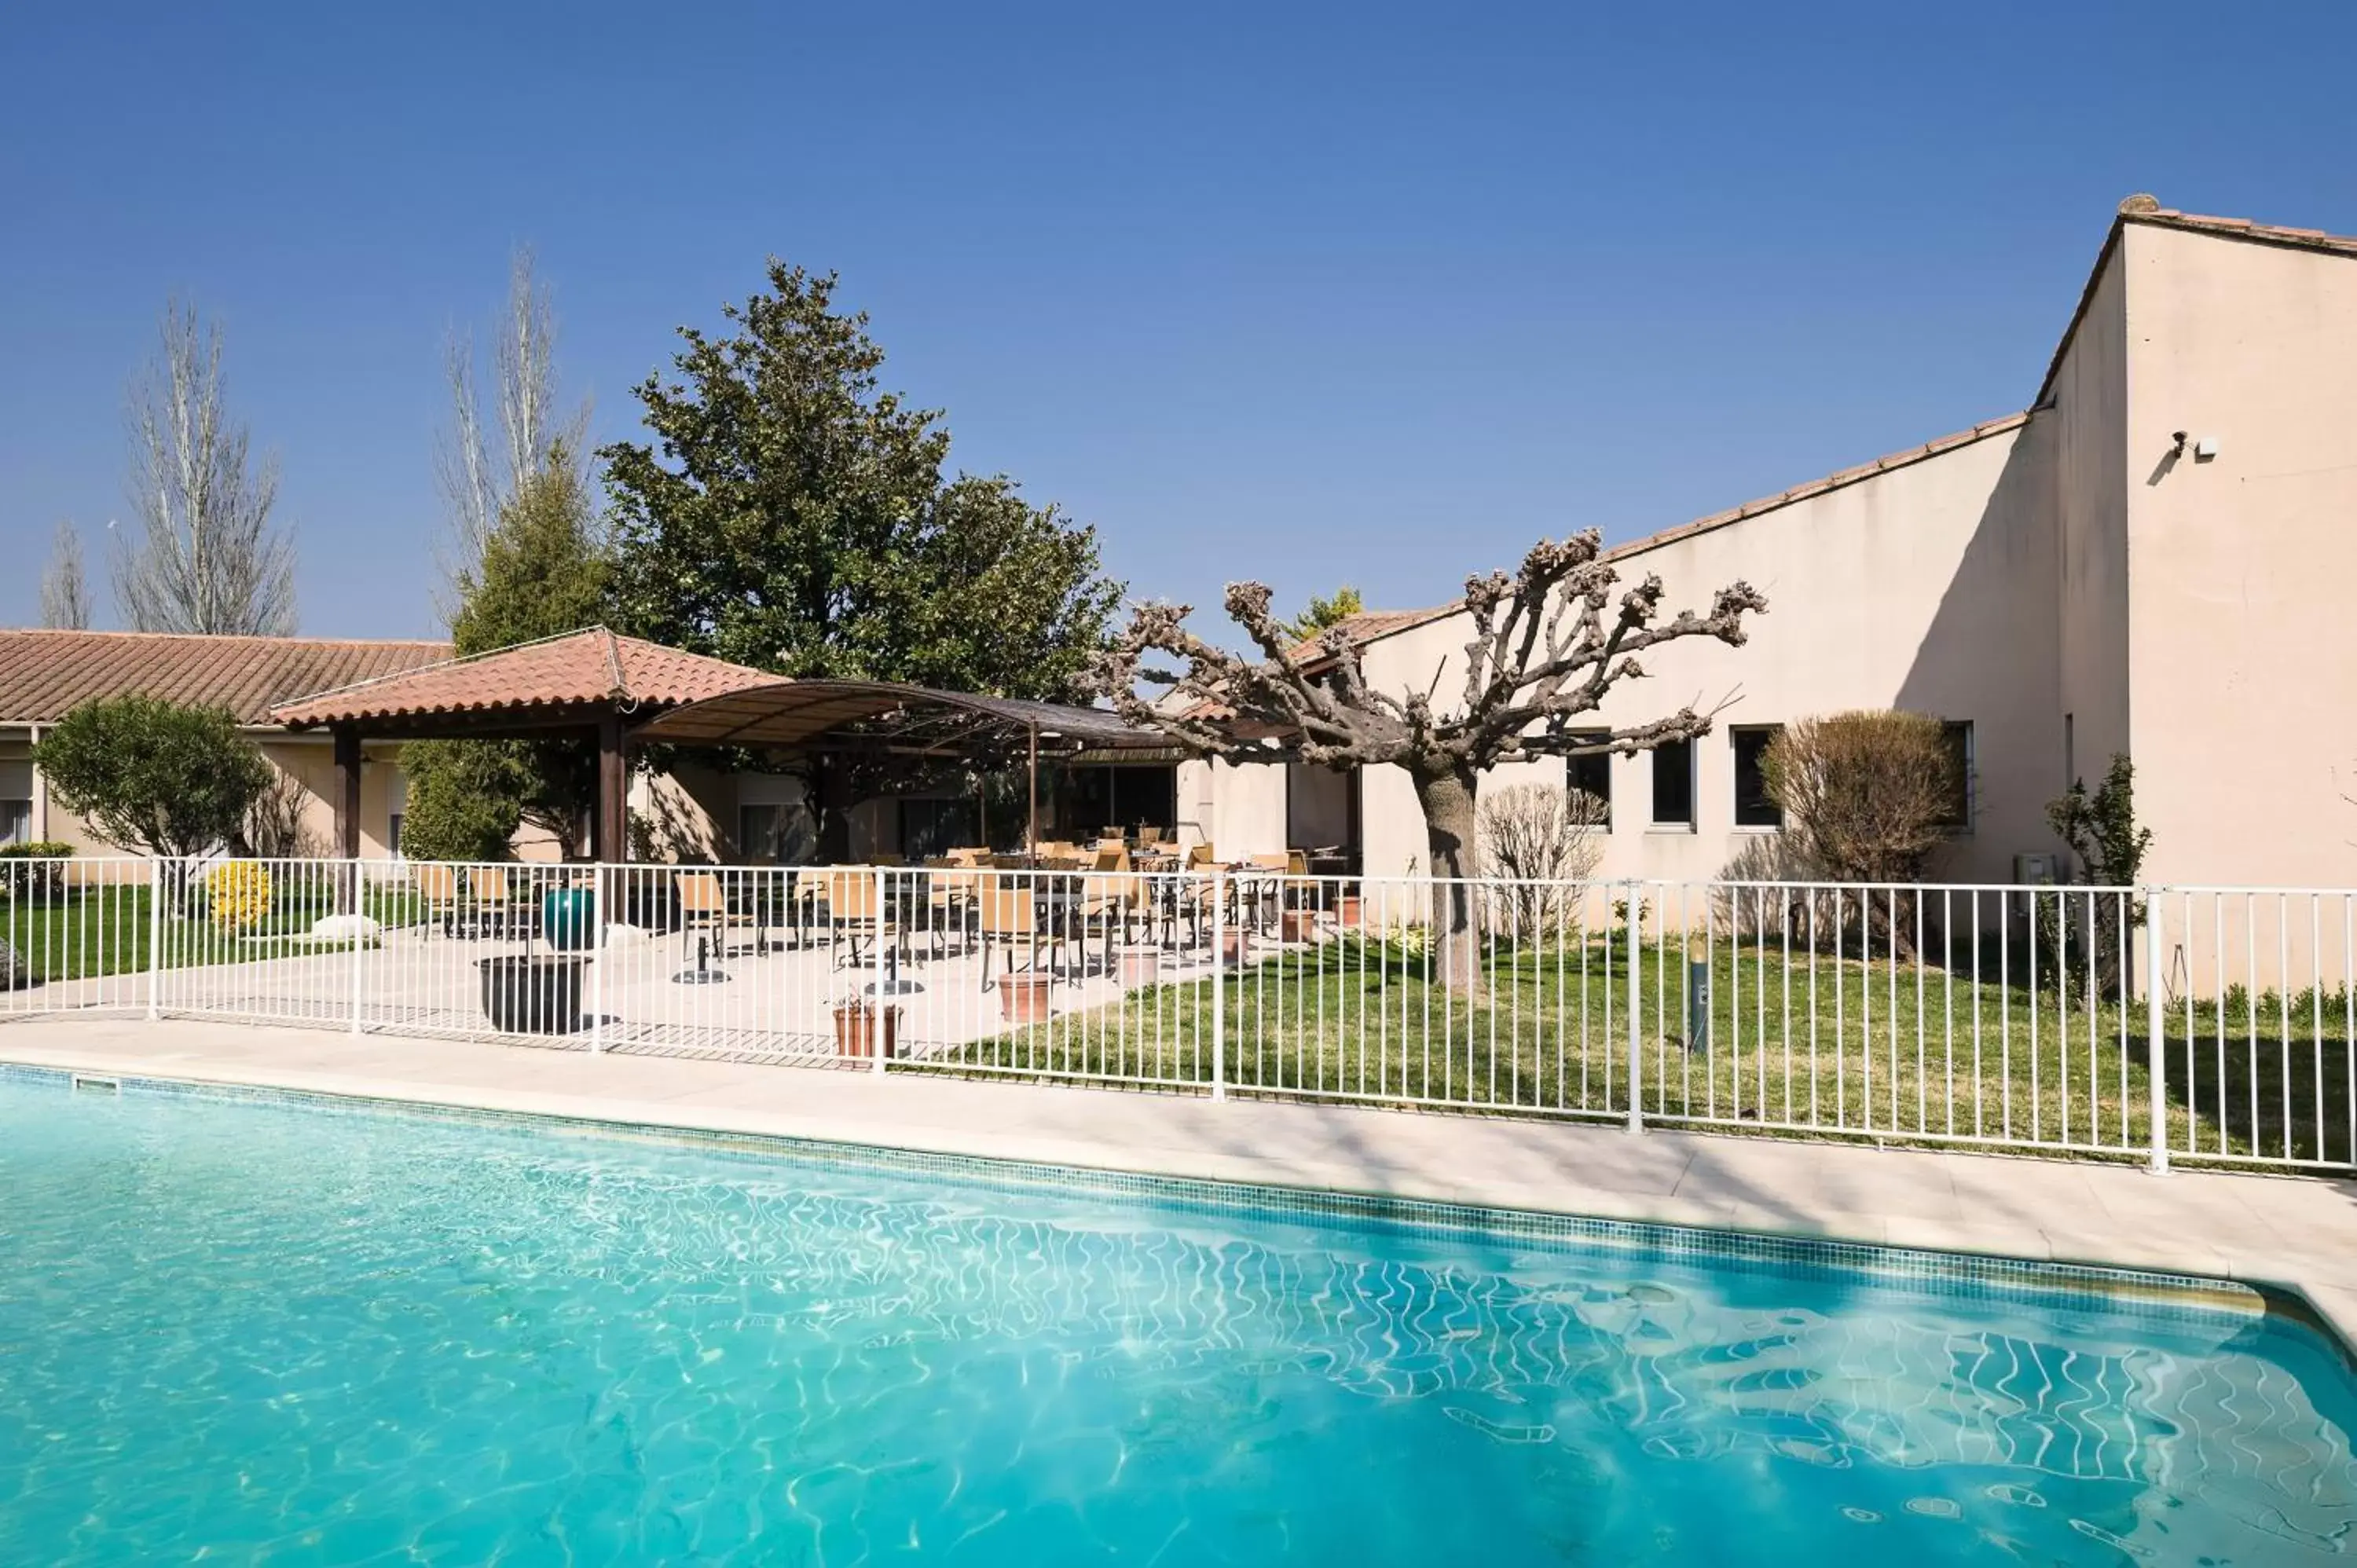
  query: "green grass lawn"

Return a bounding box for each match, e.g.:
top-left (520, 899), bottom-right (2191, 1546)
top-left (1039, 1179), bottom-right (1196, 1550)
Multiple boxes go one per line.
top-left (947, 929), bottom-right (2354, 1167)
top-left (2, 877), bottom-right (423, 983)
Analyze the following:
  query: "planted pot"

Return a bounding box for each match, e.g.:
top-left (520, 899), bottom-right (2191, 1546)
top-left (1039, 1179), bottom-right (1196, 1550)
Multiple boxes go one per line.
top-left (1117, 947), bottom-right (1162, 988)
top-left (477, 954), bottom-right (588, 1035)
top-left (1336, 894), bottom-right (1363, 929)
top-left (832, 1002), bottom-right (900, 1060)
top-left (998, 972), bottom-right (1054, 1023)
top-left (1280, 909), bottom-right (1318, 944)
top-left (1222, 928), bottom-right (1252, 966)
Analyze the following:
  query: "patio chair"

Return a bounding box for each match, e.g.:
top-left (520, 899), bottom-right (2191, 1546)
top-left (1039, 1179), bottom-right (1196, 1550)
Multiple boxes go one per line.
top-left (928, 866), bottom-right (983, 956)
top-left (469, 866), bottom-right (521, 940)
top-left (1186, 842), bottom-right (1217, 870)
top-left (1244, 853), bottom-right (1293, 930)
top-left (1080, 871), bottom-right (1148, 973)
top-left (675, 870), bottom-right (758, 965)
top-left (824, 869), bottom-right (897, 969)
top-left (977, 877), bottom-right (1067, 988)
top-left (412, 863), bottom-right (463, 938)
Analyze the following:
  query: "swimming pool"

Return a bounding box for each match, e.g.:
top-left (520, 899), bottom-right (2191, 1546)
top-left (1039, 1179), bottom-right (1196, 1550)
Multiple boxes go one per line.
top-left (2, 1070), bottom-right (2353, 1565)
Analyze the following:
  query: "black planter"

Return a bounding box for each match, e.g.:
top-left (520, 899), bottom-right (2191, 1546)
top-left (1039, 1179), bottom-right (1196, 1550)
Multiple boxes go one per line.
top-left (477, 954), bottom-right (588, 1035)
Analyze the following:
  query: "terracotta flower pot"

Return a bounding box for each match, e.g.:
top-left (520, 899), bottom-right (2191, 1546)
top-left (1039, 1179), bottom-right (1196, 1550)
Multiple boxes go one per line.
top-left (1280, 909), bottom-right (1318, 944)
top-left (1222, 928), bottom-right (1252, 966)
top-left (998, 973), bottom-right (1054, 1023)
top-left (832, 1002), bottom-right (900, 1060)
top-left (1337, 894), bottom-right (1363, 929)
top-left (1117, 947), bottom-right (1162, 987)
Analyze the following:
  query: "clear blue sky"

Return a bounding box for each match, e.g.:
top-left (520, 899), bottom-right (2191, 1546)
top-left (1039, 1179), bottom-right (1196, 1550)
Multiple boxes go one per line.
top-left (5, 2), bottom-right (2353, 639)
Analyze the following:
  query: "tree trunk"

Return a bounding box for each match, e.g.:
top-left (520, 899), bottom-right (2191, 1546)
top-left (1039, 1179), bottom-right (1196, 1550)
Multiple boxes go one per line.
top-left (1412, 765), bottom-right (1484, 997)
top-left (813, 756), bottom-right (854, 864)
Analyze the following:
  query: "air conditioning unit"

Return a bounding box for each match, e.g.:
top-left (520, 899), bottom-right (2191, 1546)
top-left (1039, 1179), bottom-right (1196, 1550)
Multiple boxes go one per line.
top-left (2012, 853), bottom-right (2057, 915)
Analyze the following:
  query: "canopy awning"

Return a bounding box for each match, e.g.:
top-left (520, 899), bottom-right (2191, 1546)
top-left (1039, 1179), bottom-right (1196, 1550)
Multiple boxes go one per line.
top-left (629, 679), bottom-right (1173, 760)
top-left (269, 632), bottom-right (1181, 861)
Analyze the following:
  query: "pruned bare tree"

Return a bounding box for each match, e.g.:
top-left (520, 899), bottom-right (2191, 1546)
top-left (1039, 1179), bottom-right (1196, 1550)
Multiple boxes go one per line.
top-left (1096, 531), bottom-right (1765, 993)
top-left (434, 247), bottom-right (591, 621)
top-left (112, 300), bottom-right (298, 636)
top-left (1478, 781), bottom-right (1607, 940)
top-left (40, 521), bottom-right (91, 629)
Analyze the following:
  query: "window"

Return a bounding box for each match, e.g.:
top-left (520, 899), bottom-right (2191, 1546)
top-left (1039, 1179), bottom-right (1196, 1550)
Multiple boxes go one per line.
top-left (387, 772), bottom-right (408, 859)
top-left (898, 797), bottom-right (980, 860)
top-left (1651, 738), bottom-right (1694, 828)
top-left (738, 803), bottom-right (786, 863)
top-left (1567, 736), bottom-right (1612, 829)
top-left (0, 760), bottom-right (30, 845)
top-left (1730, 726), bottom-right (1783, 828)
top-left (1939, 720), bottom-right (1974, 830)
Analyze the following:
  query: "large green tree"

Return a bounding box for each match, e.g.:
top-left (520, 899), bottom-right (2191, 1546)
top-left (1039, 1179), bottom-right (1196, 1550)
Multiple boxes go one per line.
top-left (32, 695), bottom-right (273, 859)
top-left (399, 457), bottom-right (610, 861)
top-left (599, 262), bottom-right (1121, 852)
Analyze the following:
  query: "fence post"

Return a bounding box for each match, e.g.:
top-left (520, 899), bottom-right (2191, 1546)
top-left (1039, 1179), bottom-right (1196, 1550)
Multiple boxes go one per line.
top-left (871, 866), bottom-right (889, 1076)
top-left (1625, 879), bottom-right (1644, 1134)
top-left (347, 858), bottom-right (365, 1037)
top-left (145, 858), bottom-right (163, 1020)
top-left (1210, 867), bottom-right (1227, 1101)
top-left (588, 863), bottom-right (607, 1055)
top-left (2145, 887), bottom-right (2168, 1175)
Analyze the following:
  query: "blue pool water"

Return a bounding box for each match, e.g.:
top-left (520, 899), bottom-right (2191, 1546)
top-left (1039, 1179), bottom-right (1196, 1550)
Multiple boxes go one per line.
top-left (2, 1075), bottom-right (2355, 1565)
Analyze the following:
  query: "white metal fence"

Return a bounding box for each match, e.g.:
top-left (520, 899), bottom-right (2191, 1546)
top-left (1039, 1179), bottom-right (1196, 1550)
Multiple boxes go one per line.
top-left (4, 854), bottom-right (2352, 1174)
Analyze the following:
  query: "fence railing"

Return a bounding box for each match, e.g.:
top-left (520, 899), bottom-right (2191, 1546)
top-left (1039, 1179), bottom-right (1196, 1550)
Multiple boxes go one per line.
top-left (3, 855), bottom-right (2352, 1174)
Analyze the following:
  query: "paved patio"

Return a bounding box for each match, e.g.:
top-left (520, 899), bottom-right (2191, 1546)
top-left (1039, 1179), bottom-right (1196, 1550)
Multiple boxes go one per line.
top-left (7, 1013), bottom-right (2357, 1347)
top-left (31, 913), bottom-right (1230, 1063)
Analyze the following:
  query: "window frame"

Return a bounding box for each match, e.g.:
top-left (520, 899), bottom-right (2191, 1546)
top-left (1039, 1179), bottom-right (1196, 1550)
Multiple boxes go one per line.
top-left (1565, 735), bottom-right (1613, 831)
top-left (1728, 724), bottom-right (1783, 830)
top-left (738, 802), bottom-right (786, 863)
top-left (1649, 737), bottom-right (1695, 831)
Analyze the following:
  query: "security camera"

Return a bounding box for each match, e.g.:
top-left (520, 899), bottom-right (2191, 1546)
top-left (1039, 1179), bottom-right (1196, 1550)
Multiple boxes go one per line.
top-left (2170, 430), bottom-right (2188, 454)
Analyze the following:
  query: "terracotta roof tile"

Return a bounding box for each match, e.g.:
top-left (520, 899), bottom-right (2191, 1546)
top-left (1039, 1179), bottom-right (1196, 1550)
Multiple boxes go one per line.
top-left (1603, 412), bottom-right (2031, 565)
top-left (270, 627), bottom-right (775, 727)
top-left (1285, 606), bottom-right (1458, 661)
top-left (2035, 199), bottom-right (2357, 408)
top-left (0, 630), bottom-right (451, 726)
top-left (2132, 207), bottom-right (2357, 257)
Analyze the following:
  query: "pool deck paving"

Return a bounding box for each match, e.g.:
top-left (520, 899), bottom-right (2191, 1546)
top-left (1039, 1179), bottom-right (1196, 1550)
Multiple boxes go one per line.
top-left (9, 1014), bottom-right (2357, 1346)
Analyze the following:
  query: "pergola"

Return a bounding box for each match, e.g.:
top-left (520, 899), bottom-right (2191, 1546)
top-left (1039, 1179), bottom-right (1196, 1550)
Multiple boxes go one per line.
top-left (271, 627), bottom-right (1175, 858)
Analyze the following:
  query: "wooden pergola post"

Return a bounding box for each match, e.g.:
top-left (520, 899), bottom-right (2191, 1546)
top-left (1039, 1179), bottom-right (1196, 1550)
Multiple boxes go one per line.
top-left (594, 715), bottom-right (629, 863)
top-left (332, 726), bottom-right (362, 914)
top-left (1027, 720), bottom-right (1039, 854)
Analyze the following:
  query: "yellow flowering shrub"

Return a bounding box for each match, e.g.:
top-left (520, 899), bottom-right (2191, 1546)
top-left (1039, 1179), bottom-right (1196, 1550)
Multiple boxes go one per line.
top-left (207, 860), bottom-right (273, 932)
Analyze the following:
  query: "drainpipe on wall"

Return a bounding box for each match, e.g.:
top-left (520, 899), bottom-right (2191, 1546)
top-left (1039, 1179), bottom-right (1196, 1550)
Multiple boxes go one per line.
top-left (29, 723), bottom-right (46, 840)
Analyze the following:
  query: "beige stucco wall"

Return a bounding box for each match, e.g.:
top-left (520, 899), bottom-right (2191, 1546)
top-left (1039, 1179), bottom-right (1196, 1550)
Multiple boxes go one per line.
top-left (2, 727), bottom-right (412, 863)
top-left (2054, 242), bottom-right (2133, 797)
top-left (1175, 756), bottom-right (1286, 859)
top-left (2122, 225), bottom-right (2357, 888)
top-left (1332, 423), bottom-right (2064, 889)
